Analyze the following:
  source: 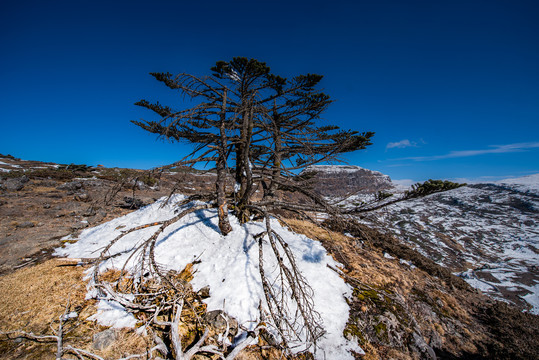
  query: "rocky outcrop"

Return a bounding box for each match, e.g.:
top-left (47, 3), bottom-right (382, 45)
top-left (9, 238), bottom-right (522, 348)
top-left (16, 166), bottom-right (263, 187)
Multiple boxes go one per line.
top-left (303, 165), bottom-right (394, 196)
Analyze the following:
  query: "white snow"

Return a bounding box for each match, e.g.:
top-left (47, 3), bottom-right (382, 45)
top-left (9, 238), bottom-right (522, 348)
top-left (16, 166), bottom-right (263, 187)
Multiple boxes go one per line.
top-left (497, 173), bottom-right (539, 194)
top-left (62, 311), bottom-right (79, 321)
top-left (399, 258), bottom-right (416, 269)
top-left (56, 195), bottom-right (363, 358)
top-left (89, 300), bottom-right (138, 328)
top-left (392, 179), bottom-right (416, 189)
top-left (521, 284), bottom-right (539, 315)
top-left (455, 269), bottom-right (500, 293)
top-left (0, 161), bottom-right (21, 168)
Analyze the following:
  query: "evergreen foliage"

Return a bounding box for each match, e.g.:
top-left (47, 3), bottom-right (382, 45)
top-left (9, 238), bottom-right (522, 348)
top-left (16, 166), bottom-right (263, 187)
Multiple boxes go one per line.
top-left (405, 179), bottom-right (466, 198)
top-left (133, 57), bottom-right (467, 234)
top-left (133, 57), bottom-right (374, 230)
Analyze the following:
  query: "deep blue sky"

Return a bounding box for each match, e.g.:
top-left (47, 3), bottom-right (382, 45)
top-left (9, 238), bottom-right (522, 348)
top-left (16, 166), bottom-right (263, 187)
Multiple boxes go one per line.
top-left (1, 0), bottom-right (538, 183)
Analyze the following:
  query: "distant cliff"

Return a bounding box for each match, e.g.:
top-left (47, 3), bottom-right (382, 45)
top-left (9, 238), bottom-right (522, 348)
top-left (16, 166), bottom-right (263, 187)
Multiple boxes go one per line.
top-left (303, 165), bottom-right (394, 196)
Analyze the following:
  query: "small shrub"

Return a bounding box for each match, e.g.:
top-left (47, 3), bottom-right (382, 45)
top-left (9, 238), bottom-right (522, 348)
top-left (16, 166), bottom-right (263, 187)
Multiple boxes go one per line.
top-left (0, 153), bottom-right (19, 160)
top-left (57, 163), bottom-right (91, 172)
top-left (140, 174), bottom-right (158, 187)
top-left (27, 168), bottom-right (77, 180)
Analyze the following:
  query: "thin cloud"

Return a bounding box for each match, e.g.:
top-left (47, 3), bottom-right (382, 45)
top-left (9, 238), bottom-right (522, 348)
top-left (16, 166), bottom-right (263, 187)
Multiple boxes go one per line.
top-left (401, 142), bottom-right (539, 161)
top-left (386, 139), bottom-right (417, 149)
top-left (392, 179), bottom-right (417, 187)
top-left (449, 176), bottom-right (507, 184)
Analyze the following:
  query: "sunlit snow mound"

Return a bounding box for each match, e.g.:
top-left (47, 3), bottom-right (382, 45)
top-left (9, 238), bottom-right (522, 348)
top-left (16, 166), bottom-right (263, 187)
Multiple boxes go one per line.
top-left (55, 195), bottom-right (363, 359)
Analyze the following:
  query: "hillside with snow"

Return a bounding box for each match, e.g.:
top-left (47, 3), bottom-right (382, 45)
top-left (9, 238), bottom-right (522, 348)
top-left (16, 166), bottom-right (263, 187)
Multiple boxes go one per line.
top-left (60, 167), bottom-right (537, 356)
top-left (2, 157), bottom-right (539, 359)
top-left (357, 174), bottom-right (539, 314)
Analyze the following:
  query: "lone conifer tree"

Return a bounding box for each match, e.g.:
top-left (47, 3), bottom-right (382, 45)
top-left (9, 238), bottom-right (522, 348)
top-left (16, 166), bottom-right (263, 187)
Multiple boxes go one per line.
top-left (125, 58), bottom-right (376, 351)
top-left (133, 57), bottom-right (374, 231)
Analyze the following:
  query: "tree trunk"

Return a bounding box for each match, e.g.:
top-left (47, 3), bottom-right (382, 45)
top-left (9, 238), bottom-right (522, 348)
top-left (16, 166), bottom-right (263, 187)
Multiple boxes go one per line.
top-left (236, 106), bottom-right (254, 223)
top-left (266, 105), bottom-right (281, 198)
top-left (216, 89), bottom-right (232, 235)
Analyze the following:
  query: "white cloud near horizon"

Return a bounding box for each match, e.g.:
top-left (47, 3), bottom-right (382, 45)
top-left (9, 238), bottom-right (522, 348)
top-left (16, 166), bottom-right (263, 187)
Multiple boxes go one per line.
top-left (392, 172), bottom-right (539, 187)
top-left (386, 139), bottom-right (416, 149)
top-left (391, 178), bottom-right (416, 187)
top-left (400, 142), bottom-right (539, 161)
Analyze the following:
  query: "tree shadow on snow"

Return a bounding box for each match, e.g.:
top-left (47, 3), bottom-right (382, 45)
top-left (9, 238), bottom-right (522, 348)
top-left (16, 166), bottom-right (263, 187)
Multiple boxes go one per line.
top-left (153, 209), bottom-right (220, 247)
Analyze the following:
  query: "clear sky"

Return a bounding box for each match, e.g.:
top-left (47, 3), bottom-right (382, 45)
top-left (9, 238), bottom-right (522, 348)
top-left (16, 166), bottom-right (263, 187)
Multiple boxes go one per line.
top-left (1, 0), bottom-right (538, 183)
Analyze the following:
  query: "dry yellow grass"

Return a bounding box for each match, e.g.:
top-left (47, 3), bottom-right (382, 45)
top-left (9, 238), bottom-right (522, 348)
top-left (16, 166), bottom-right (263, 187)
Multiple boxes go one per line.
top-left (282, 218), bottom-right (485, 360)
top-left (0, 219), bottom-right (491, 359)
top-left (0, 259), bottom-right (89, 335)
top-left (0, 260), bottom-right (148, 359)
top-left (30, 186), bottom-right (59, 194)
top-left (283, 218), bottom-right (417, 290)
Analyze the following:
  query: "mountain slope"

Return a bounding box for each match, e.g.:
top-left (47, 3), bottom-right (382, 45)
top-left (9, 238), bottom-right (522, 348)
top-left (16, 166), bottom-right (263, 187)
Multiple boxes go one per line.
top-left (355, 175), bottom-right (539, 314)
top-left (56, 195), bottom-right (363, 359)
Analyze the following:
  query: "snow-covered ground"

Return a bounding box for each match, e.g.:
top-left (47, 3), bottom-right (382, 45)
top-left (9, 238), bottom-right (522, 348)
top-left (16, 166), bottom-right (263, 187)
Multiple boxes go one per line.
top-left (358, 174), bottom-right (539, 314)
top-left (56, 195), bottom-right (363, 359)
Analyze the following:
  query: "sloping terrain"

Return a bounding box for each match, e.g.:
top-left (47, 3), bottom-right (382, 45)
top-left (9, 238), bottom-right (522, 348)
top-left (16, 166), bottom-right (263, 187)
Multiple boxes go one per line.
top-left (0, 154), bottom-right (215, 275)
top-left (55, 195), bottom-right (363, 359)
top-left (0, 157), bottom-right (538, 359)
top-left (294, 218), bottom-right (539, 359)
top-left (306, 165), bottom-right (538, 314)
top-left (358, 176), bottom-right (539, 313)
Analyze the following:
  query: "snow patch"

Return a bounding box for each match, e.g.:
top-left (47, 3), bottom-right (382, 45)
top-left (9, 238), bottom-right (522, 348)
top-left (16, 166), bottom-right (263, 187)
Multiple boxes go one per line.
top-left (521, 284), bottom-right (539, 315)
top-left (56, 195), bottom-right (362, 358)
top-left (304, 164), bottom-right (385, 177)
top-left (88, 300), bottom-right (138, 328)
top-left (0, 161), bottom-right (21, 168)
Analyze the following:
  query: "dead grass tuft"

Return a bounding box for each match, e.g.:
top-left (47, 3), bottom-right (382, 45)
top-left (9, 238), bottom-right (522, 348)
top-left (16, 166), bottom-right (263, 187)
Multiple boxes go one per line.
top-left (31, 186), bottom-right (59, 194)
top-left (96, 329), bottom-right (150, 359)
top-left (0, 260), bottom-right (152, 359)
top-left (0, 259), bottom-right (89, 334)
top-left (284, 218), bottom-right (415, 290)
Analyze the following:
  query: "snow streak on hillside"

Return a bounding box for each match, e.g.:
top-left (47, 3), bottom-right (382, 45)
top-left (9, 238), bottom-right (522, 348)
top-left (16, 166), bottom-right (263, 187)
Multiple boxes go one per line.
top-left (56, 195), bottom-right (363, 359)
top-left (360, 176), bottom-right (539, 314)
